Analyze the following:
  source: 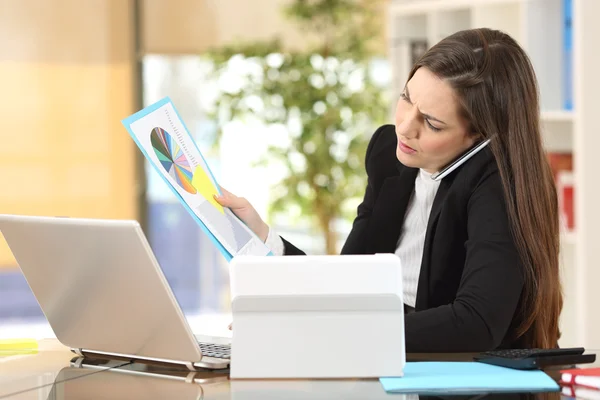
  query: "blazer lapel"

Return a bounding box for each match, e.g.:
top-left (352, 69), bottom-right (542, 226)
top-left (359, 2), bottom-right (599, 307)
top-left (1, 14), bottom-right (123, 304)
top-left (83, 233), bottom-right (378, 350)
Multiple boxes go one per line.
top-left (425, 177), bottom-right (452, 235)
top-left (365, 164), bottom-right (418, 254)
top-left (414, 176), bottom-right (453, 309)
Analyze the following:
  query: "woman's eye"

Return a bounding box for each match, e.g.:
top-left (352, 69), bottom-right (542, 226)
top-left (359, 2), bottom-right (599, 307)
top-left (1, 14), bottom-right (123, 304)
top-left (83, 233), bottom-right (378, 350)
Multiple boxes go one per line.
top-left (426, 119), bottom-right (441, 132)
top-left (400, 92), bottom-right (409, 102)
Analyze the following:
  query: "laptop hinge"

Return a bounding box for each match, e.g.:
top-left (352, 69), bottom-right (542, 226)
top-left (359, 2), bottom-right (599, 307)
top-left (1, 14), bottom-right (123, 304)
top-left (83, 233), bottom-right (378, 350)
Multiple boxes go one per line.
top-left (71, 356), bottom-right (84, 368)
top-left (76, 348), bottom-right (198, 371)
top-left (71, 348), bottom-right (84, 357)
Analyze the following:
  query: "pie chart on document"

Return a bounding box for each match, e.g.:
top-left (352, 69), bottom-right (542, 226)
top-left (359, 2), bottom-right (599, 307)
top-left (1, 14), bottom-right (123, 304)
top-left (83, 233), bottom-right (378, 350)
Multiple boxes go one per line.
top-left (150, 126), bottom-right (224, 213)
top-left (150, 127), bottom-right (197, 194)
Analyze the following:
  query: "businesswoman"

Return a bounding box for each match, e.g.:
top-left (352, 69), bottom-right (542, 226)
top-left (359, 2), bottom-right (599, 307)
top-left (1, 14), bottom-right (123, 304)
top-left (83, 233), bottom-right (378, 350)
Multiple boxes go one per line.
top-left (215, 28), bottom-right (562, 353)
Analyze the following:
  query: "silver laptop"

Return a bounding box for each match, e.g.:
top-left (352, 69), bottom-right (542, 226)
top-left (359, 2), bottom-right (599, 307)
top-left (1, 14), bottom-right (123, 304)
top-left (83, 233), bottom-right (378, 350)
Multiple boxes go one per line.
top-left (0, 214), bottom-right (231, 370)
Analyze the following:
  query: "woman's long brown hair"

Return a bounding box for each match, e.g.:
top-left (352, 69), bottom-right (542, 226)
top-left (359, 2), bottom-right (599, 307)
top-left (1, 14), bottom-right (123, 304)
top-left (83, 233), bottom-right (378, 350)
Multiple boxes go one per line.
top-left (407, 28), bottom-right (562, 348)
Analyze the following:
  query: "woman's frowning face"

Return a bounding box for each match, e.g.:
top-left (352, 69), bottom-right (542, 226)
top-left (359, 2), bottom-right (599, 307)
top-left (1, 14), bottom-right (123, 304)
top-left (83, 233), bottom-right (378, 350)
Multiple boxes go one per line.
top-left (395, 67), bottom-right (477, 173)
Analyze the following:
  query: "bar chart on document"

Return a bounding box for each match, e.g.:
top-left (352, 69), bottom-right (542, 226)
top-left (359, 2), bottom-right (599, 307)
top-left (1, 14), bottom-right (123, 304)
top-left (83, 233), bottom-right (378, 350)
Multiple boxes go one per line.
top-left (122, 97), bottom-right (272, 260)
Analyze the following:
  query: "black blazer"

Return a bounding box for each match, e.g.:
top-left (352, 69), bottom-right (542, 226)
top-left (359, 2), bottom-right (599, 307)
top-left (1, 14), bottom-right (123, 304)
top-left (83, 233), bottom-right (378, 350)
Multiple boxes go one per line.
top-left (281, 124), bottom-right (526, 353)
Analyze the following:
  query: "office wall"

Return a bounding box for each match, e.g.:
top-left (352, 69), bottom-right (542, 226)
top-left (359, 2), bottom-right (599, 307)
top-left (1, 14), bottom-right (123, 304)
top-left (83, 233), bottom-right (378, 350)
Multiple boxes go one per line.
top-left (142, 0), bottom-right (388, 54)
top-left (141, 0), bottom-right (318, 53)
top-left (0, 0), bottom-right (138, 268)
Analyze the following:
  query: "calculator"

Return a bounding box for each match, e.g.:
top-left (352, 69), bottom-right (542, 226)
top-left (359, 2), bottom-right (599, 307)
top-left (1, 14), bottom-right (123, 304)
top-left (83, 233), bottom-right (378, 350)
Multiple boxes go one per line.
top-left (473, 347), bottom-right (596, 370)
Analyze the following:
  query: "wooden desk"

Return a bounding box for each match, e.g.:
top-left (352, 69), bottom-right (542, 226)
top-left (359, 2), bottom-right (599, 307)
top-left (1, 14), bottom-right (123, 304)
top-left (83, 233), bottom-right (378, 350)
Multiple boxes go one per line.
top-left (0, 339), bottom-right (597, 399)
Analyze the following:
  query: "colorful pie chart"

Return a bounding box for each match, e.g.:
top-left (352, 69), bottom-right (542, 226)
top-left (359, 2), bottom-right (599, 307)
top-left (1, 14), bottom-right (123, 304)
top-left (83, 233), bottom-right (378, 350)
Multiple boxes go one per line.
top-left (150, 127), bottom-right (197, 194)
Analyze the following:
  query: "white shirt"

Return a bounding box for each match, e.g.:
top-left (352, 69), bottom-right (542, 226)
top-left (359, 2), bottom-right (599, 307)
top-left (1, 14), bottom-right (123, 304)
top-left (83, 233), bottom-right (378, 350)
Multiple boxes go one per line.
top-left (265, 168), bottom-right (440, 307)
top-left (395, 168), bottom-right (440, 307)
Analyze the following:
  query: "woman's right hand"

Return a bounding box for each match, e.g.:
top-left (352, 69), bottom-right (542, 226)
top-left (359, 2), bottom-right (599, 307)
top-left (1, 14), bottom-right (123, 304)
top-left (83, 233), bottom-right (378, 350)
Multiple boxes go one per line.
top-left (214, 187), bottom-right (270, 242)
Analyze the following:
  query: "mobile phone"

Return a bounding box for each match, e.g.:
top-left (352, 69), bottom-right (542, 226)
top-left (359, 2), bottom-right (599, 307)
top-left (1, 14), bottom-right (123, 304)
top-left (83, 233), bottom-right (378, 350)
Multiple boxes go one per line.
top-left (431, 137), bottom-right (492, 181)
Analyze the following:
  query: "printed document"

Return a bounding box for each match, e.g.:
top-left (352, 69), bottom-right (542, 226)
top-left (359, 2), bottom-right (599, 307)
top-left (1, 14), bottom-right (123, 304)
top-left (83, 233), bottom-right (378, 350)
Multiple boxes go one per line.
top-left (122, 97), bottom-right (272, 261)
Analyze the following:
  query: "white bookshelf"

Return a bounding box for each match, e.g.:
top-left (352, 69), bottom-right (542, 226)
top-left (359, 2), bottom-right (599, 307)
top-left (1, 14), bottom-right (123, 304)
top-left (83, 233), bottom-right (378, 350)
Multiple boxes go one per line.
top-left (389, 0), bottom-right (600, 349)
top-left (541, 110), bottom-right (574, 122)
top-left (561, 231), bottom-right (577, 245)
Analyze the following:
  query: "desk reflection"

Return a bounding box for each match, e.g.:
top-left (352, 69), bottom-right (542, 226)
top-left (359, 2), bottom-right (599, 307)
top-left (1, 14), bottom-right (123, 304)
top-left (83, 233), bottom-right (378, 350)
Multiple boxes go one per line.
top-left (37, 357), bottom-right (563, 400)
top-left (42, 357), bottom-right (230, 400)
top-left (229, 380), bottom-right (402, 399)
top-left (230, 380), bottom-right (561, 400)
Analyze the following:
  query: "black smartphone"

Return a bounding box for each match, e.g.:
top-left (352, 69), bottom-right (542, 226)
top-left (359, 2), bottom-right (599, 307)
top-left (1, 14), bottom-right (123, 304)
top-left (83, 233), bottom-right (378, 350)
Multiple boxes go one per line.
top-left (473, 347), bottom-right (596, 370)
top-left (431, 138), bottom-right (492, 181)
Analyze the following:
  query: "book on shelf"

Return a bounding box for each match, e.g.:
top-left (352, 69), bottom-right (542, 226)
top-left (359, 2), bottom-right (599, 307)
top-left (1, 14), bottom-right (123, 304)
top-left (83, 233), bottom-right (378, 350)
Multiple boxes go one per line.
top-left (547, 152), bottom-right (573, 180)
top-left (547, 152), bottom-right (574, 233)
top-left (563, 0), bottom-right (573, 111)
top-left (557, 170), bottom-right (574, 233)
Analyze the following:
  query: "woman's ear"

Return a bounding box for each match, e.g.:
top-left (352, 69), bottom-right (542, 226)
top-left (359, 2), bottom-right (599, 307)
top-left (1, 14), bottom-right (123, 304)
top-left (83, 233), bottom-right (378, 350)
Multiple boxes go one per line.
top-left (465, 131), bottom-right (481, 148)
top-left (470, 131), bottom-right (485, 144)
top-left (471, 129), bottom-right (482, 138)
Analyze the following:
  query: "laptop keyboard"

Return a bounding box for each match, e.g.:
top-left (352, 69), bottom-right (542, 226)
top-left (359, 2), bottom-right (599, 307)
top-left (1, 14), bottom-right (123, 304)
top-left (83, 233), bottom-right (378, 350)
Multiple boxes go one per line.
top-left (198, 342), bottom-right (231, 359)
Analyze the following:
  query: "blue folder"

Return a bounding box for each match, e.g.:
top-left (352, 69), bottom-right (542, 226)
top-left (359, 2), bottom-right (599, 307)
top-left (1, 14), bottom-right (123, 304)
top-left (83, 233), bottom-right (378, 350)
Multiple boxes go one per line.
top-left (380, 362), bottom-right (559, 394)
top-left (122, 97), bottom-right (272, 262)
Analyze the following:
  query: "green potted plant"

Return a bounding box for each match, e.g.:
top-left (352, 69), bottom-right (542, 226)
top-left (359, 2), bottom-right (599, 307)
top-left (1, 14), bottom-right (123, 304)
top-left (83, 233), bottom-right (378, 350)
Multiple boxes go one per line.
top-left (204, 0), bottom-right (389, 254)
